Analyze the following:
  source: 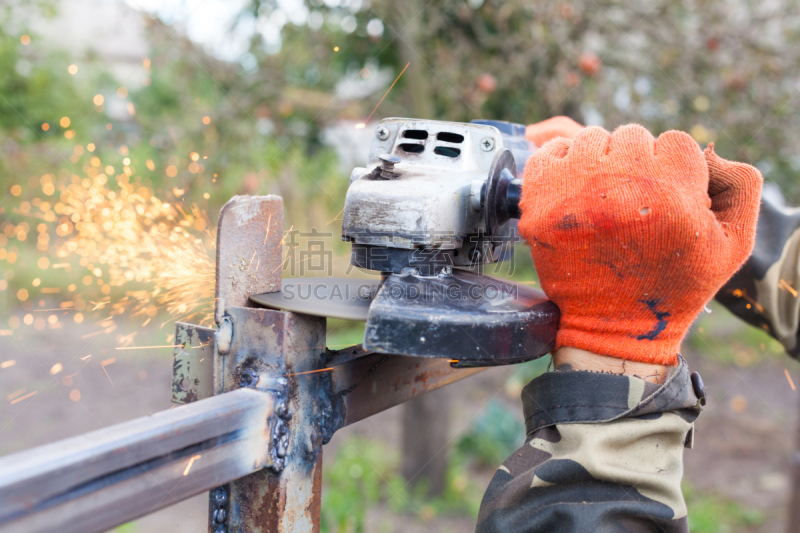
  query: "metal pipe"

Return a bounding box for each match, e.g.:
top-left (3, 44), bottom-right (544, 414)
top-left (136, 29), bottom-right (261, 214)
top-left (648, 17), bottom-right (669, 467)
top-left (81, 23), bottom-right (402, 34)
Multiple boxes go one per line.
top-left (0, 388), bottom-right (275, 533)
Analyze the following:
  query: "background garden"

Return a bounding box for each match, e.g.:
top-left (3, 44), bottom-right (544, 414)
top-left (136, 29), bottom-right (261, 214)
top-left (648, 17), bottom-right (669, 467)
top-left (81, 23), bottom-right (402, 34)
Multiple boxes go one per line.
top-left (2, 0), bottom-right (800, 531)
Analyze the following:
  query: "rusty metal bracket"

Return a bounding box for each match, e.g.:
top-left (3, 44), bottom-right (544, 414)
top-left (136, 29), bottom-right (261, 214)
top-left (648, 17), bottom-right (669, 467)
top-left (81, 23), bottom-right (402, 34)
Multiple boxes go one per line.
top-left (214, 195), bottom-right (283, 325)
top-left (321, 346), bottom-right (483, 438)
top-left (209, 195), bottom-right (327, 532)
top-left (172, 322), bottom-right (215, 404)
top-left (209, 306), bottom-right (326, 532)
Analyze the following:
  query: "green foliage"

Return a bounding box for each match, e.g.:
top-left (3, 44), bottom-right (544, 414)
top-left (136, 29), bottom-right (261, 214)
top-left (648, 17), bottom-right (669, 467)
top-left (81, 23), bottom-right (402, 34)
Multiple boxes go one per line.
top-left (320, 437), bottom-right (406, 533)
top-left (249, 0), bottom-right (800, 197)
top-left (321, 437), bottom-right (486, 532)
top-left (0, 27), bottom-right (93, 135)
top-left (687, 301), bottom-right (786, 366)
top-left (0, 11), bottom-right (358, 312)
top-left (684, 484), bottom-right (763, 533)
top-left (326, 318), bottom-right (366, 350)
top-left (456, 399), bottom-right (524, 469)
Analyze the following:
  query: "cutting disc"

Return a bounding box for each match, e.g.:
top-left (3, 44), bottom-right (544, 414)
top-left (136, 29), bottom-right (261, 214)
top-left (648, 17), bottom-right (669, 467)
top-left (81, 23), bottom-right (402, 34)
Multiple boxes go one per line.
top-left (250, 277), bottom-right (381, 321)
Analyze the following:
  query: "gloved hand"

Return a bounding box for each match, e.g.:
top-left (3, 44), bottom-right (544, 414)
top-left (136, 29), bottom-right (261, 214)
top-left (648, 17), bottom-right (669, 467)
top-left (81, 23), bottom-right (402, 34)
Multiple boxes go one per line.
top-left (526, 116), bottom-right (584, 146)
top-left (518, 124), bottom-right (762, 366)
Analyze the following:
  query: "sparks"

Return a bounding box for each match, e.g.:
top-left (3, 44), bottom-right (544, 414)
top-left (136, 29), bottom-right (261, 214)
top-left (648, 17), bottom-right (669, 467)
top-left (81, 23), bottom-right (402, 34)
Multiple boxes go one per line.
top-left (361, 62), bottom-right (410, 126)
top-left (325, 208), bottom-right (344, 227)
top-left (10, 390), bottom-right (37, 405)
top-left (115, 344), bottom-right (182, 350)
top-left (39, 164), bottom-right (217, 327)
top-left (7, 388), bottom-right (26, 401)
top-left (284, 367), bottom-right (334, 377)
top-left (263, 214), bottom-right (272, 246)
top-left (780, 279), bottom-right (798, 298)
top-left (101, 357), bottom-right (116, 387)
top-left (786, 369), bottom-right (796, 390)
top-left (183, 454), bottom-right (202, 476)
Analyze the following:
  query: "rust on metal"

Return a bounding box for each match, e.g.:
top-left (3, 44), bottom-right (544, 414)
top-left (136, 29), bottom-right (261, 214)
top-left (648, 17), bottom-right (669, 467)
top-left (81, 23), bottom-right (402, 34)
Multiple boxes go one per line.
top-left (171, 322), bottom-right (215, 404)
top-left (214, 306), bottom-right (326, 532)
top-left (214, 195), bottom-right (283, 325)
top-left (325, 347), bottom-right (484, 432)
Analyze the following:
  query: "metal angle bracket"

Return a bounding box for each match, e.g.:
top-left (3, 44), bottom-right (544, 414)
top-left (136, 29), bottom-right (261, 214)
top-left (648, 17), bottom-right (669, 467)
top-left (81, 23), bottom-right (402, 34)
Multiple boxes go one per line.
top-left (207, 194), bottom-right (331, 532)
top-left (171, 322), bottom-right (215, 405)
top-left (211, 305), bottom-right (328, 533)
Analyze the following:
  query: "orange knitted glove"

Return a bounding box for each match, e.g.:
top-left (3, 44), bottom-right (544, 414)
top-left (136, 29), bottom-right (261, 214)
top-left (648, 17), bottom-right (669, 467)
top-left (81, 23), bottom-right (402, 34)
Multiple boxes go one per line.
top-left (526, 116), bottom-right (584, 146)
top-left (518, 125), bottom-right (762, 365)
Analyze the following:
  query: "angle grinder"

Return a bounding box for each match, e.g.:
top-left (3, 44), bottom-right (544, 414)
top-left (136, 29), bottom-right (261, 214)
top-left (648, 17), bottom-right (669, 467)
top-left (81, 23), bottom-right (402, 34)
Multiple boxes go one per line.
top-left (251, 118), bottom-right (560, 367)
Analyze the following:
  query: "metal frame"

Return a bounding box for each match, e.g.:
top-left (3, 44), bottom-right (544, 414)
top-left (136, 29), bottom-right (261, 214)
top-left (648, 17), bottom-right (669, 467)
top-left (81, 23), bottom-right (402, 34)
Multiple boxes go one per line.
top-left (0, 195), bottom-right (485, 533)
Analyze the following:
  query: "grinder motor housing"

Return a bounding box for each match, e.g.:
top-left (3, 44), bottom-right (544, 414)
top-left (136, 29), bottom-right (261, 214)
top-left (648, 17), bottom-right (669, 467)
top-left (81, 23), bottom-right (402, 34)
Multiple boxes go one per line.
top-left (341, 118), bottom-right (529, 275)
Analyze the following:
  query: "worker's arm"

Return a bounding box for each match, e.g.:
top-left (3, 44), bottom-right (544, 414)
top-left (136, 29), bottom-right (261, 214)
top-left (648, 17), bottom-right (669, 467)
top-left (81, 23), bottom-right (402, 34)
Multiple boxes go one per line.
top-left (715, 194), bottom-right (800, 355)
top-left (476, 356), bottom-right (702, 532)
top-left (476, 121), bottom-right (761, 532)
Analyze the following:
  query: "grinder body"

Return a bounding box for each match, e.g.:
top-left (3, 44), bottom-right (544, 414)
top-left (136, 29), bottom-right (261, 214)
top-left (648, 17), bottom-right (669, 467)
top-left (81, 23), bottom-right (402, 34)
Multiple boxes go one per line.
top-left (252, 118), bottom-right (560, 367)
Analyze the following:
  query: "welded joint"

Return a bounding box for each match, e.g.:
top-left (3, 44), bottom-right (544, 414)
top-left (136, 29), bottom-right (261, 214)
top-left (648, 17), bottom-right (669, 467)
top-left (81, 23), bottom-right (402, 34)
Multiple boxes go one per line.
top-left (237, 366), bottom-right (292, 473)
top-left (317, 370), bottom-right (344, 445)
top-left (270, 393), bottom-right (292, 472)
top-left (209, 486), bottom-right (229, 533)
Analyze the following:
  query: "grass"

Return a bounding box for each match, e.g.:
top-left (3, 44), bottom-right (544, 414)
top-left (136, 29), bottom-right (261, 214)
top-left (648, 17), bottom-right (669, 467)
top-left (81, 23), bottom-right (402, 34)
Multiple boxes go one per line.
top-left (320, 436), bottom-right (488, 533)
top-left (322, 435), bottom-right (768, 533)
top-left (684, 484), bottom-right (764, 532)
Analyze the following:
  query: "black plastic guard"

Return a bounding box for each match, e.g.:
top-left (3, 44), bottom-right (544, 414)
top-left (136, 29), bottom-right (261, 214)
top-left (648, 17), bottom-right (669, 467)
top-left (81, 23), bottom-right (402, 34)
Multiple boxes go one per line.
top-left (363, 268), bottom-right (559, 366)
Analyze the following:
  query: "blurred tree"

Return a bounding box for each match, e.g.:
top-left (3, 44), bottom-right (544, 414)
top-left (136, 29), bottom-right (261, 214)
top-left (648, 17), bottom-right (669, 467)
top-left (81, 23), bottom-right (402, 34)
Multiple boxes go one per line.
top-left (244, 0), bottom-right (800, 198)
top-left (240, 0), bottom-right (800, 501)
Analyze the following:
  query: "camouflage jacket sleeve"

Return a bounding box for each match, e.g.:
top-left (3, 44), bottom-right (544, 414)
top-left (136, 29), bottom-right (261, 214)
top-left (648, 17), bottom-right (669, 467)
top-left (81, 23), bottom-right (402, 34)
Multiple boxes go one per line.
top-left (716, 194), bottom-right (800, 356)
top-left (476, 358), bottom-right (704, 533)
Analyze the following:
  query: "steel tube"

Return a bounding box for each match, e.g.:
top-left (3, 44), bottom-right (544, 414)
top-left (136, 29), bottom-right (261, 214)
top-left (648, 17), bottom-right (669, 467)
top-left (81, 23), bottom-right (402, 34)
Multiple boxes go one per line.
top-left (0, 388), bottom-right (275, 533)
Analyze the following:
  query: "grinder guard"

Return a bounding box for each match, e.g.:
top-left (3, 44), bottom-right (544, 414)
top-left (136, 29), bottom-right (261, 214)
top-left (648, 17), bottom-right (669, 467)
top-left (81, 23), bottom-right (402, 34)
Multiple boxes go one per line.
top-left (364, 268), bottom-right (558, 367)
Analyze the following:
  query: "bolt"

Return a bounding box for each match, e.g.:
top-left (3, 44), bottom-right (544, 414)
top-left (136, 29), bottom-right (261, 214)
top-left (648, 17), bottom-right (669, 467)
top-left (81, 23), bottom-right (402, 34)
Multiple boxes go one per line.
top-left (480, 137), bottom-right (495, 152)
top-left (213, 487), bottom-right (228, 506)
top-left (378, 153), bottom-right (401, 179)
top-left (215, 316), bottom-right (233, 355)
top-left (376, 125), bottom-right (390, 140)
top-left (213, 508), bottom-right (227, 523)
